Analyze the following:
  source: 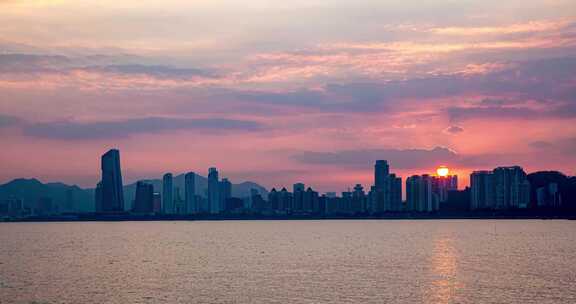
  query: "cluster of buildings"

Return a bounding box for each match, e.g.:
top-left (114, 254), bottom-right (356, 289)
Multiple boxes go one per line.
top-left (470, 167), bottom-right (531, 210)
top-left (93, 149), bottom-right (464, 215)
top-left (0, 188), bottom-right (77, 218)
top-left (5, 148), bottom-right (570, 219)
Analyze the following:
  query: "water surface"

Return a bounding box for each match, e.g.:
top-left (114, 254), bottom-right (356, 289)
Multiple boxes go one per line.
top-left (1, 220), bottom-right (575, 303)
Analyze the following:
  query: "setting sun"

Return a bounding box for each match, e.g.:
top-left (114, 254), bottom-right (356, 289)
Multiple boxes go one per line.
top-left (437, 166), bottom-right (450, 177)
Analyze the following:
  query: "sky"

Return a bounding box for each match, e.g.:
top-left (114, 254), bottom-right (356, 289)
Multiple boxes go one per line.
top-left (0, 0), bottom-right (575, 192)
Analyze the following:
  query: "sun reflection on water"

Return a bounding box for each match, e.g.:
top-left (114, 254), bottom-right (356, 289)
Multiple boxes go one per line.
top-left (426, 237), bottom-right (464, 304)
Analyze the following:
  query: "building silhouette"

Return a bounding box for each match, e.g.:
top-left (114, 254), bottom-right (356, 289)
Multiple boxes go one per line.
top-left (220, 178), bottom-right (232, 210)
top-left (351, 184), bottom-right (366, 213)
top-left (208, 167), bottom-right (220, 214)
top-left (470, 170), bottom-right (495, 210)
top-left (536, 183), bottom-right (562, 208)
top-left (303, 187), bottom-right (319, 213)
top-left (185, 172), bottom-right (197, 214)
top-left (432, 175), bottom-right (458, 203)
top-left (293, 183), bottom-right (305, 212)
top-left (162, 173), bottom-right (174, 214)
top-left (133, 181), bottom-right (154, 213)
top-left (152, 192), bottom-right (162, 213)
top-left (406, 175), bottom-right (435, 212)
top-left (369, 160), bottom-right (402, 213)
top-left (470, 166), bottom-right (530, 210)
top-left (494, 166), bottom-right (530, 209)
top-left (99, 149), bottom-right (124, 213)
top-left (174, 187), bottom-right (185, 214)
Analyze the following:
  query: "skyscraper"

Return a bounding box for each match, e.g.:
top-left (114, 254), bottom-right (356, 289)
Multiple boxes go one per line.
top-left (278, 188), bottom-right (292, 212)
top-left (406, 175), bottom-right (435, 212)
top-left (390, 174), bottom-right (403, 211)
top-left (220, 178), bottom-right (232, 203)
top-left (268, 188), bottom-right (279, 211)
top-left (470, 166), bottom-right (530, 210)
top-left (152, 192), bottom-right (162, 213)
top-left (432, 175), bottom-right (458, 203)
top-left (303, 187), bottom-right (319, 213)
top-left (293, 183), bottom-right (305, 211)
top-left (493, 166), bottom-right (530, 209)
top-left (369, 160), bottom-right (402, 213)
top-left (174, 187), bottom-right (185, 214)
top-left (133, 181), bottom-right (154, 213)
top-left (352, 184), bottom-right (366, 213)
top-left (185, 172), bottom-right (197, 214)
top-left (470, 170), bottom-right (495, 210)
top-left (162, 173), bottom-right (174, 214)
top-left (208, 167), bottom-right (220, 214)
top-left (374, 160), bottom-right (390, 189)
top-left (100, 149), bottom-right (124, 213)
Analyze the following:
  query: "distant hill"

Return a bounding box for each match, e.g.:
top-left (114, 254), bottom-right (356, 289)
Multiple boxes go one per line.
top-left (0, 178), bottom-right (93, 212)
top-left (0, 175), bottom-right (268, 212)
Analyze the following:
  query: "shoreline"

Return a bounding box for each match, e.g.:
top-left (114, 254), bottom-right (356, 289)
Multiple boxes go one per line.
top-left (2, 212), bottom-right (576, 223)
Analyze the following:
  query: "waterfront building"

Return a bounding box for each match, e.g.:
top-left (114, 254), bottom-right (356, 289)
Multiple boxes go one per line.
top-left (100, 149), bottom-right (125, 212)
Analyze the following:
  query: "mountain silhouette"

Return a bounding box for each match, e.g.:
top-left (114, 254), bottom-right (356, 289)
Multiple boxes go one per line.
top-left (0, 175), bottom-right (268, 212)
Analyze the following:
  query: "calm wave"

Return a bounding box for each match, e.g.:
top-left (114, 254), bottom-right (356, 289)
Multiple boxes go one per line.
top-left (1, 220), bottom-right (575, 303)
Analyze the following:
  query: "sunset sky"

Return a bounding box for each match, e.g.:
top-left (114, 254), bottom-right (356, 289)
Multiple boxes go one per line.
top-left (0, 0), bottom-right (575, 192)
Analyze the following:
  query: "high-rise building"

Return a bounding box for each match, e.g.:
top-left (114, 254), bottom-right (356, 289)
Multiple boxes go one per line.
top-left (185, 172), bottom-right (197, 214)
top-left (406, 175), bottom-right (435, 212)
top-left (293, 183), bottom-right (305, 211)
top-left (390, 174), bottom-right (403, 211)
top-left (432, 175), bottom-right (458, 203)
top-left (208, 167), bottom-right (220, 214)
top-left (133, 181), bottom-right (154, 213)
top-left (152, 192), bottom-right (162, 213)
top-left (162, 173), bottom-right (174, 214)
top-left (369, 160), bottom-right (402, 213)
top-left (470, 166), bottom-right (531, 210)
top-left (268, 188), bottom-right (279, 211)
top-left (374, 160), bottom-right (390, 189)
top-left (352, 184), bottom-right (366, 213)
top-left (220, 178), bottom-right (232, 209)
top-left (470, 171), bottom-right (495, 210)
top-left (248, 188), bottom-right (265, 212)
top-left (493, 166), bottom-right (530, 209)
top-left (174, 187), bottom-right (185, 214)
top-left (536, 183), bottom-right (562, 208)
top-left (278, 188), bottom-right (292, 212)
top-left (100, 149), bottom-right (124, 212)
top-left (303, 187), bottom-right (319, 213)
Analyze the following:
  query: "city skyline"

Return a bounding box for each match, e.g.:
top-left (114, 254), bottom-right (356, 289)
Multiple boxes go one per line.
top-left (0, 1), bottom-right (575, 191)
top-left (2, 3), bottom-right (576, 304)
top-left (84, 148), bottom-right (549, 216)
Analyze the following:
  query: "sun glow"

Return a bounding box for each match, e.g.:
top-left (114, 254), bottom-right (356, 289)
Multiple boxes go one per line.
top-left (437, 166), bottom-right (450, 177)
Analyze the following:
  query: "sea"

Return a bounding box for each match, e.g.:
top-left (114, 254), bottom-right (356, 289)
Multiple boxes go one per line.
top-left (1, 220), bottom-right (575, 303)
